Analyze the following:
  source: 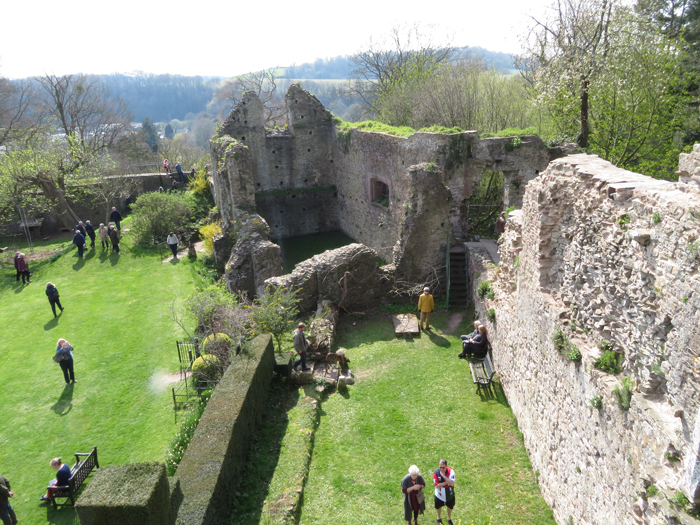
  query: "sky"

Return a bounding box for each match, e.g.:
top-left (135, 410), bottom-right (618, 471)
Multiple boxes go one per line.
top-left (0, 0), bottom-right (553, 79)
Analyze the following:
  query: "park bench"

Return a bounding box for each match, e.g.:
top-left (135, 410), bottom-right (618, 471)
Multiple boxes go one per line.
top-left (47, 446), bottom-right (99, 508)
top-left (467, 352), bottom-right (495, 392)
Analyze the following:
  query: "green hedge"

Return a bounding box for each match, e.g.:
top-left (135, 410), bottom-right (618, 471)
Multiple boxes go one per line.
top-left (75, 462), bottom-right (170, 525)
top-left (174, 334), bottom-right (275, 525)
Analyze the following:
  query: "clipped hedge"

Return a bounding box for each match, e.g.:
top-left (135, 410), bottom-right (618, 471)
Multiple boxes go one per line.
top-left (175, 334), bottom-right (275, 525)
top-left (75, 462), bottom-right (170, 525)
top-left (260, 392), bottom-right (318, 524)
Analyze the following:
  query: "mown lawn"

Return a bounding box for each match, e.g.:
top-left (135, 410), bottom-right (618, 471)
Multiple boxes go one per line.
top-left (0, 227), bottom-right (199, 524)
top-left (299, 313), bottom-right (555, 525)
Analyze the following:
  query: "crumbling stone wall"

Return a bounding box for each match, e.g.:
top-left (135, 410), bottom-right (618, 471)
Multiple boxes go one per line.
top-left (484, 153), bottom-right (700, 525)
top-left (210, 84), bottom-right (561, 286)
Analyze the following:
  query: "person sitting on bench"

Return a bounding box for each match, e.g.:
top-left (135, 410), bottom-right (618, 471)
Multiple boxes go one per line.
top-left (460, 321), bottom-right (481, 342)
top-left (458, 325), bottom-right (488, 359)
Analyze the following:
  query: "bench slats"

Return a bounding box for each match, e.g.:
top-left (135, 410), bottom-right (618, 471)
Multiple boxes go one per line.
top-left (48, 447), bottom-right (98, 508)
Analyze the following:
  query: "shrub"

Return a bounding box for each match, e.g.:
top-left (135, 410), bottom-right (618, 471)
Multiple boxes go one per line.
top-left (486, 308), bottom-right (496, 323)
top-left (250, 286), bottom-right (300, 352)
top-left (201, 333), bottom-right (231, 353)
top-left (618, 214), bottom-right (631, 227)
top-left (595, 350), bottom-right (622, 375)
top-left (552, 327), bottom-right (569, 353)
top-left (476, 280), bottom-right (493, 300)
top-left (129, 191), bottom-right (195, 245)
top-left (652, 211), bottom-right (662, 223)
top-left (647, 484), bottom-right (658, 497)
top-left (199, 222), bottom-right (222, 254)
top-left (598, 340), bottom-right (615, 353)
top-left (567, 345), bottom-right (582, 362)
top-left (672, 491), bottom-right (690, 508)
top-left (192, 354), bottom-right (222, 381)
top-left (589, 395), bottom-right (603, 410)
top-left (612, 377), bottom-right (634, 411)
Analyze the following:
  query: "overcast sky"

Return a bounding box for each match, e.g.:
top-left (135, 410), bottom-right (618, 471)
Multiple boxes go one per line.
top-left (1, 0), bottom-right (553, 79)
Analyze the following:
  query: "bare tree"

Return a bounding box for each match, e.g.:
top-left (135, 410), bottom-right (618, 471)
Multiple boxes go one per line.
top-left (341, 23), bottom-right (455, 120)
top-left (0, 77), bottom-right (44, 147)
top-left (213, 69), bottom-right (287, 127)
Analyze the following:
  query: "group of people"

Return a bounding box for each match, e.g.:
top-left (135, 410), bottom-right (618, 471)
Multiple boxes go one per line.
top-left (401, 459), bottom-right (456, 525)
top-left (72, 208), bottom-right (122, 256)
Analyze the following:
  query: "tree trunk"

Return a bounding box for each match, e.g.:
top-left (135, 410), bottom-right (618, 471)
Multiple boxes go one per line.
top-left (36, 174), bottom-right (81, 230)
top-left (579, 79), bottom-right (590, 149)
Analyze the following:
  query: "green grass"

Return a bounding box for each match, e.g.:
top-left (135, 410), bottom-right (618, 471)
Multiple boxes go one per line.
top-left (333, 118), bottom-right (465, 138)
top-left (0, 222), bottom-right (199, 524)
top-left (298, 313), bottom-right (555, 525)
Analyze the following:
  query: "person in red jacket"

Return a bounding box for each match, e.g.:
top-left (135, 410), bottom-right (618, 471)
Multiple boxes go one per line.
top-left (432, 458), bottom-right (455, 525)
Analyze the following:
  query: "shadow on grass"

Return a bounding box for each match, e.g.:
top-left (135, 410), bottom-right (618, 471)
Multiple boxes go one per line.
top-left (13, 281), bottom-right (26, 294)
top-left (84, 248), bottom-right (97, 261)
top-left (426, 330), bottom-right (452, 348)
top-left (109, 253), bottom-right (120, 266)
top-left (51, 384), bottom-right (74, 416)
top-left (44, 314), bottom-right (61, 331)
top-left (476, 377), bottom-right (510, 408)
top-left (71, 256), bottom-right (85, 271)
top-left (230, 382), bottom-right (298, 525)
top-left (44, 503), bottom-right (79, 524)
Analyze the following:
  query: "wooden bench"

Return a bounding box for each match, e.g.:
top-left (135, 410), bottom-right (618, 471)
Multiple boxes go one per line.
top-left (468, 353), bottom-right (495, 392)
top-left (47, 446), bottom-right (99, 508)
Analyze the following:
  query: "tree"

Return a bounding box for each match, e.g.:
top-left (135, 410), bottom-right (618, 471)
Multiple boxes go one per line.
top-left (342, 24), bottom-right (455, 120)
top-left (0, 148), bottom-right (54, 223)
top-left (250, 286), bottom-right (300, 352)
top-left (164, 123), bottom-right (174, 140)
top-left (141, 117), bottom-right (160, 153)
top-left (213, 69), bottom-right (286, 126)
top-left (0, 77), bottom-right (42, 147)
top-left (129, 192), bottom-right (195, 245)
top-left (517, 0), bottom-right (615, 148)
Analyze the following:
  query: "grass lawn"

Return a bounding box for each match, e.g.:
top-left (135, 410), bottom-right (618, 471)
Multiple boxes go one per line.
top-left (0, 226), bottom-right (199, 524)
top-left (298, 312), bottom-right (556, 525)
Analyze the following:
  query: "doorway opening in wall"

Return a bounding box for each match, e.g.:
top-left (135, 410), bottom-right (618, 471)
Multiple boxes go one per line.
top-left (274, 230), bottom-right (357, 274)
top-left (370, 179), bottom-right (390, 207)
top-left (463, 170), bottom-right (503, 238)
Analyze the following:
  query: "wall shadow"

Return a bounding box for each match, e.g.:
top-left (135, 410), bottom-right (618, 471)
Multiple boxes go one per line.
top-left (51, 384), bottom-right (74, 416)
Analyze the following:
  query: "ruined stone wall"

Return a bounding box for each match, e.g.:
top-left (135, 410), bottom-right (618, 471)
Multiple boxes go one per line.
top-left (484, 153), bottom-right (700, 525)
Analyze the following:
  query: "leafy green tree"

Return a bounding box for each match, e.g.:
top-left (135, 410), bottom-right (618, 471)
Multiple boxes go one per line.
top-left (141, 117), bottom-right (160, 153)
top-left (164, 123), bottom-right (174, 140)
top-left (129, 191), bottom-right (195, 245)
top-left (250, 286), bottom-right (300, 352)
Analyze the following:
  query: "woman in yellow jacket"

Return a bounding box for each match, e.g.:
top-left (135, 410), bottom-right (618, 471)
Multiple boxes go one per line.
top-left (417, 287), bottom-right (434, 331)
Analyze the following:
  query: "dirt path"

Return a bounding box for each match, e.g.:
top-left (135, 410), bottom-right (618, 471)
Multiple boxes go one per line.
top-left (444, 312), bottom-right (464, 334)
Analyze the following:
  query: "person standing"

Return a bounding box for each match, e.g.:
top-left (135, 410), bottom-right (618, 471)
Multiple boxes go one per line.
top-left (433, 459), bottom-right (455, 525)
top-left (98, 223), bottom-right (109, 250)
top-left (167, 232), bottom-right (179, 259)
top-left (54, 339), bottom-right (76, 385)
top-left (45, 282), bottom-right (64, 317)
top-left (75, 221), bottom-right (86, 237)
top-left (13, 251), bottom-right (20, 282)
top-left (0, 472), bottom-right (18, 525)
top-left (16, 253), bottom-right (30, 284)
top-left (176, 161), bottom-right (185, 183)
top-left (496, 211), bottom-right (506, 242)
top-left (418, 287), bottom-right (434, 331)
top-left (292, 322), bottom-right (311, 372)
top-left (84, 220), bottom-right (96, 248)
top-left (163, 159), bottom-right (169, 173)
top-left (108, 225), bottom-right (120, 253)
top-left (72, 229), bottom-right (86, 257)
top-left (110, 207), bottom-right (123, 231)
top-left (402, 465), bottom-right (426, 525)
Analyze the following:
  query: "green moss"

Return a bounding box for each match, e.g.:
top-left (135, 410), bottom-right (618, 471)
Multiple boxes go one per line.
top-left (201, 333), bottom-right (231, 353)
top-left (481, 126), bottom-right (538, 138)
top-left (334, 118), bottom-right (417, 137)
top-left (595, 350), bottom-right (622, 375)
top-left (256, 185), bottom-right (337, 198)
top-left (445, 134), bottom-right (472, 172)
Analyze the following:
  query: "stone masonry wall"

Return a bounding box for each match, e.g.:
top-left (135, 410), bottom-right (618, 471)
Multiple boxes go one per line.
top-left (485, 153), bottom-right (700, 525)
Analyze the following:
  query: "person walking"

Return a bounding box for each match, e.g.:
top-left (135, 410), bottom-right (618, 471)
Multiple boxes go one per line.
top-left (75, 221), bottom-right (86, 237)
top-left (433, 459), bottom-right (455, 525)
top-left (0, 472), bottom-right (18, 525)
top-left (167, 232), bottom-right (179, 259)
top-left (418, 287), bottom-right (434, 331)
top-left (16, 253), bottom-right (30, 284)
top-left (402, 465), bottom-right (426, 525)
top-left (13, 251), bottom-right (20, 282)
top-left (45, 282), bottom-right (64, 317)
top-left (110, 207), bottom-right (123, 231)
top-left (98, 223), bottom-right (109, 250)
top-left (84, 220), bottom-right (96, 248)
top-left (292, 322), bottom-right (311, 372)
top-left (72, 229), bottom-right (86, 257)
top-left (54, 339), bottom-right (76, 385)
top-left (108, 225), bottom-right (120, 253)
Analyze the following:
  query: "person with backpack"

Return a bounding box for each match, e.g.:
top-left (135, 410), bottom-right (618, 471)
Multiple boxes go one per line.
top-left (45, 282), bottom-right (64, 317)
top-left (433, 459), bottom-right (455, 525)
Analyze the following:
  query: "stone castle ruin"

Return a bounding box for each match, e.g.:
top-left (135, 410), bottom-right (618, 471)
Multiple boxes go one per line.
top-left (209, 85), bottom-right (700, 524)
top-left (210, 84), bottom-right (565, 306)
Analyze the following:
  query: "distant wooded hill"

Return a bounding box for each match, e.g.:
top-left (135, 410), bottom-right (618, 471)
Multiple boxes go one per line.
top-left (30, 46), bottom-right (515, 124)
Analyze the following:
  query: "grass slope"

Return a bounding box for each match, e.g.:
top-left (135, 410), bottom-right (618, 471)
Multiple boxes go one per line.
top-left (299, 313), bottom-right (555, 525)
top-left (0, 230), bottom-right (198, 525)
